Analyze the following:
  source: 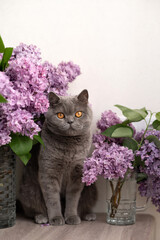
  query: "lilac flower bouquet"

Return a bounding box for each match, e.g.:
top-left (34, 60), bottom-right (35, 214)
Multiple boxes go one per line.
top-left (0, 36), bottom-right (80, 165)
top-left (82, 105), bottom-right (160, 214)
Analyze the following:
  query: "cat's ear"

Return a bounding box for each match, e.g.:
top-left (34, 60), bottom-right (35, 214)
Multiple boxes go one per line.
top-left (49, 92), bottom-right (60, 106)
top-left (77, 89), bottom-right (89, 103)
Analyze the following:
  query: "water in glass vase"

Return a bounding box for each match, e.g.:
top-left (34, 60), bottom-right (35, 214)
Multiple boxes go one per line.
top-left (106, 172), bottom-right (137, 225)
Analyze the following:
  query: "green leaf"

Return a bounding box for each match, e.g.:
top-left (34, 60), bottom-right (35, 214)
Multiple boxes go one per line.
top-left (133, 155), bottom-right (145, 168)
top-left (123, 138), bottom-right (138, 151)
top-left (0, 47), bottom-right (13, 71)
top-left (111, 126), bottom-right (133, 138)
top-left (137, 173), bottom-right (148, 183)
top-left (102, 124), bottom-right (133, 138)
top-left (115, 105), bottom-right (148, 122)
top-left (33, 133), bottom-right (44, 146)
top-left (152, 120), bottom-right (160, 130)
top-left (18, 153), bottom-right (31, 165)
top-left (102, 124), bottom-right (125, 137)
top-left (9, 133), bottom-right (33, 156)
top-left (156, 112), bottom-right (160, 121)
top-left (146, 135), bottom-right (160, 149)
top-left (33, 138), bottom-right (38, 145)
top-left (0, 94), bottom-right (7, 103)
top-left (122, 119), bottom-right (130, 125)
top-left (0, 36), bottom-right (5, 53)
top-left (135, 108), bottom-right (148, 119)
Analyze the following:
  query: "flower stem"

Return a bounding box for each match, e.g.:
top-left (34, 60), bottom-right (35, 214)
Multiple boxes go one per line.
top-left (110, 178), bottom-right (123, 218)
top-left (109, 171), bottom-right (130, 218)
top-left (137, 111), bottom-right (153, 150)
top-left (109, 181), bottom-right (114, 194)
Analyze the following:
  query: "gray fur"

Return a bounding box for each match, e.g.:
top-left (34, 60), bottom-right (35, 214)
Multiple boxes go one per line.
top-left (19, 90), bottom-right (97, 225)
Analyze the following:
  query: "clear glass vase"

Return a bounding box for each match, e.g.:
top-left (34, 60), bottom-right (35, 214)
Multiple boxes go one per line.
top-left (106, 171), bottom-right (137, 225)
top-left (0, 145), bottom-right (16, 228)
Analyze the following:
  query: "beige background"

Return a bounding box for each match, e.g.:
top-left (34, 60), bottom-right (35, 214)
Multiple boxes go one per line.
top-left (1, 0), bottom-right (160, 239)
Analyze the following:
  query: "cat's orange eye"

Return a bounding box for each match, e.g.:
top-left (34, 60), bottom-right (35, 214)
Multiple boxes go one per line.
top-left (57, 112), bottom-right (65, 119)
top-left (75, 111), bottom-right (82, 118)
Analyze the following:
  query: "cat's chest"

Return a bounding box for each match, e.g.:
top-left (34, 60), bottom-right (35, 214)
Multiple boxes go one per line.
top-left (60, 160), bottom-right (82, 195)
top-left (47, 136), bottom-right (89, 160)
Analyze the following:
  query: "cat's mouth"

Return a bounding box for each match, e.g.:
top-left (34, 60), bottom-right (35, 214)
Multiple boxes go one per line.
top-left (69, 123), bottom-right (83, 130)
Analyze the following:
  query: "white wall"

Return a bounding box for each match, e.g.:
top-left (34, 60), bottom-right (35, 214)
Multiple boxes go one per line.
top-left (1, 0), bottom-right (160, 239)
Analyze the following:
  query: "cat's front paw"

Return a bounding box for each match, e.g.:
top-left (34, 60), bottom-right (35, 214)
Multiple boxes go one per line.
top-left (49, 216), bottom-right (65, 226)
top-left (65, 215), bottom-right (81, 225)
top-left (35, 214), bottom-right (48, 224)
top-left (83, 213), bottom-right (96, 221)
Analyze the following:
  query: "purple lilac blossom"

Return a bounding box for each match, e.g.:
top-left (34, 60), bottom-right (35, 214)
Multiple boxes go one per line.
top-left (82, 142), bottom-right (134, 185)
top-left (136, 129), bottom-right (160, 212)
top-left (7, 109), bottom-right (41, 139)
top-left (11, 43), bottom-right (42, 63)
top-left (137, 140), bottom-right (160, 176)
top-left (138, 177), bottom-right (160, 212)
top-left (93, 110), bottom-right (136, 147)
top-left (0, 114), bottom-right (11, 146)
top-left (43, 61), bottom-right (81, 96)
top-left (83, 110), bottom-right (135, 186)
top-left (0, 43), bottom-right (80, 146)
top-left (150, 178), bottom-right (160, 212)
top-left (92, 133), bottom-right (106, 148)
top-left (58, 62), bottom-right (81, 83)
top-left (136, 130), bottom-right (160, 177)
top-left (93, 110), bottom-right (122, 147)
top-left (6, 57), bottom-right (49, 114)
top-left (97, 110), bottom-right (121, 132)
top-left (135, 129), bottom-right (160, 143)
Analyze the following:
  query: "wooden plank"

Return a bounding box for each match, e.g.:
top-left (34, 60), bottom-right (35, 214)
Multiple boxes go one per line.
top-left (0, 213), bottom-right (155, 240)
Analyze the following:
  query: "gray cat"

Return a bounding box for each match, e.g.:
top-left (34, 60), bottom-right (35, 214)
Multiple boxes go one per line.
top-left (19, 89), bottom-right (97, 225)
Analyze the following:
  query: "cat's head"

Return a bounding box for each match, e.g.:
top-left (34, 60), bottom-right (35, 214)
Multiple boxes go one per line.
top-left (45, 90), bottom-right (92, 136)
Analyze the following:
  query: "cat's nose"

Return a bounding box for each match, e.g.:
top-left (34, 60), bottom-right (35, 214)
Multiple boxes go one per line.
top-left (67, 116), bottom-right (74, 124)
top-left (67, 117), bottom-right (74, 124)
top-left (68, 120), bottom-right (74, 124)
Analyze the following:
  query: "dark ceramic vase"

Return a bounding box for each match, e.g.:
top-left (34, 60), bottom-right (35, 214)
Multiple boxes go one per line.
top-left (0, 145), bottom-right (16, 228)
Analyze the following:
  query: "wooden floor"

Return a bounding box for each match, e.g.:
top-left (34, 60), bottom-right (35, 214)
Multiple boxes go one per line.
top-left (0, 213), bottom-right (155, 240)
